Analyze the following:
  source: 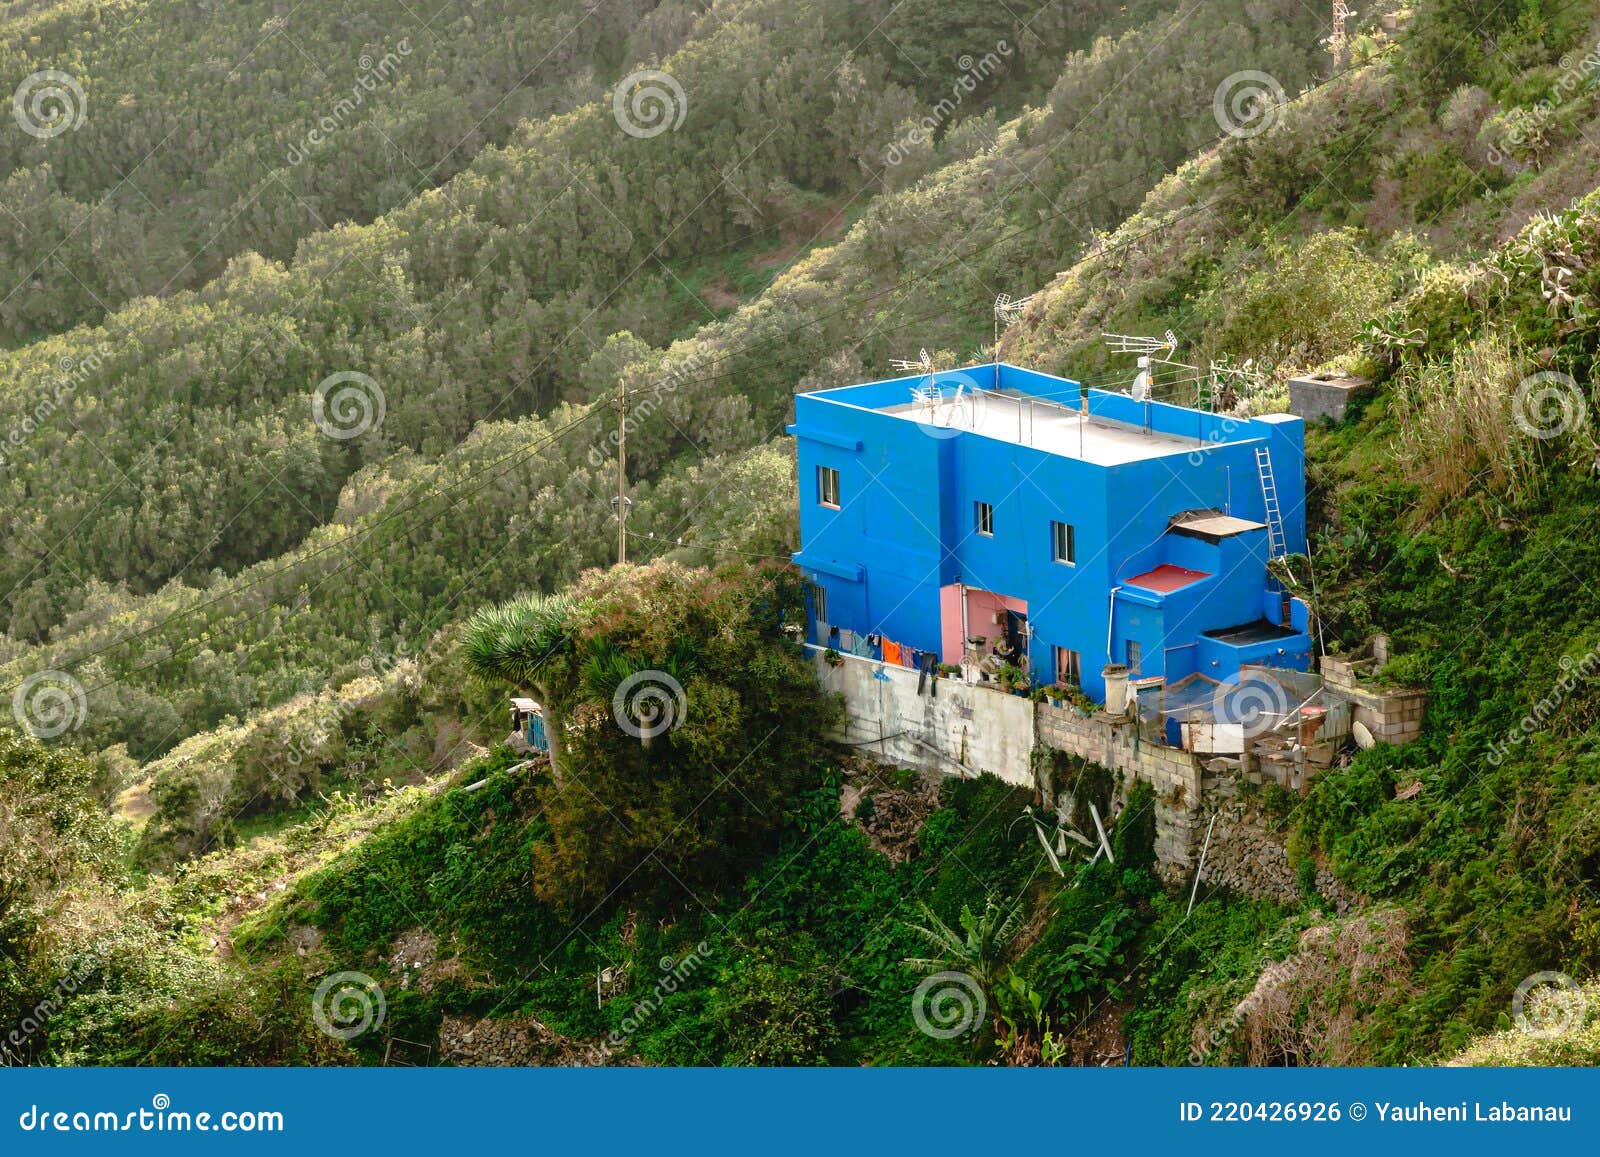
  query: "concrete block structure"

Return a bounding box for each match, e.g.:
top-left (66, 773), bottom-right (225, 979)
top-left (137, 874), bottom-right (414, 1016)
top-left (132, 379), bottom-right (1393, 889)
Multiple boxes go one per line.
top-left (1287, 372), bottom-right (1371, 424)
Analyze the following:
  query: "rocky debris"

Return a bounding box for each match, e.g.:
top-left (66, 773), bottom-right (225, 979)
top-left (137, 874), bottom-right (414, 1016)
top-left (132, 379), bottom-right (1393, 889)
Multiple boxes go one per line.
top-left (838, 754), bottom-right (940, 863)
top-left (438, 1014), bottom-right (645, 1067)
top-left (1197, 801), bottom-right (1356, 913)
top-left (386, 927), bottom-right (477, 993)
top-left (286, 925), bottom-right (322, 956)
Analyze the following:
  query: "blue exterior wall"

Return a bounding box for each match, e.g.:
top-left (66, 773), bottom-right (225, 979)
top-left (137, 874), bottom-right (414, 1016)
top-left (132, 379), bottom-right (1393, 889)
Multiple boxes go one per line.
top-left (791, 363), bottom-right (1311, 701)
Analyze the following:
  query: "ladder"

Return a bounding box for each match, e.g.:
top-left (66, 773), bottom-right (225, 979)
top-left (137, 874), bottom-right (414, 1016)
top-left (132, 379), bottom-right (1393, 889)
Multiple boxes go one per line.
top-left (1255, 446), bottom-right (1287, 559)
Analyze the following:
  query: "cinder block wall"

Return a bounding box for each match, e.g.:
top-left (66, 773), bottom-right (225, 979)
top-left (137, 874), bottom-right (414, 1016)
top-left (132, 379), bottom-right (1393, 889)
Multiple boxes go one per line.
top-left (1035, 703), bottom-right (1203, 873)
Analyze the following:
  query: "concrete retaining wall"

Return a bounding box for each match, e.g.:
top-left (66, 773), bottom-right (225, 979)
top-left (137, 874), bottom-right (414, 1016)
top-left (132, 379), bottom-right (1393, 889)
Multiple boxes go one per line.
top-left (812, 647), bottom-right (1419, 895)
top-left (811, 649), bottom-right (1036, 788)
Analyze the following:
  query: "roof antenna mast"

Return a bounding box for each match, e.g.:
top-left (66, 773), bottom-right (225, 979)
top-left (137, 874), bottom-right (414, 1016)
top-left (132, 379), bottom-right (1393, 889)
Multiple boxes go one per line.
top-left (1327, 1), bottom-right (1354, 72)
top-left (993, 293), bottom-right (1033, 352)
top-left (1101, 331), bottom-right (1188, 428)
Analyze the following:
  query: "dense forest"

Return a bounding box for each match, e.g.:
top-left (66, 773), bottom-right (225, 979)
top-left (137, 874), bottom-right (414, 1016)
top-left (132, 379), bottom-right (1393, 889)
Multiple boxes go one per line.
top-left (5, 0), bottom-right (1600, 1068)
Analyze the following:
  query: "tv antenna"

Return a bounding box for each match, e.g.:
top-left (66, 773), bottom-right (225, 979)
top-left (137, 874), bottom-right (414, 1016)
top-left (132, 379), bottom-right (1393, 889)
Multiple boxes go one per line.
top-left (890, 348), bottom-right (934, 376)
top-left (1102, 330), bottom-right (1179, 357)
top-left (1327, 1), bottom-right (1354, 71)
top-left (993, 293), bottom-right (1033, 348)
top-left (1102, 331), bottom-right (1192, 405)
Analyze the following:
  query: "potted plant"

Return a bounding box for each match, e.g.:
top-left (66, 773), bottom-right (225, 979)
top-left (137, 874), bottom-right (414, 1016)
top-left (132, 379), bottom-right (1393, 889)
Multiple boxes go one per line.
top-left (823, 647), bottom-right (844, 669)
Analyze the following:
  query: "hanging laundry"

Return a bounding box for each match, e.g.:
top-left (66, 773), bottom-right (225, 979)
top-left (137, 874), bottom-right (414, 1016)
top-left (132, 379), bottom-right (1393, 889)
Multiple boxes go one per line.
top-left (883, 639), bottom-right (903, 667)
top-left (838, 628), bottom-right (856, 652)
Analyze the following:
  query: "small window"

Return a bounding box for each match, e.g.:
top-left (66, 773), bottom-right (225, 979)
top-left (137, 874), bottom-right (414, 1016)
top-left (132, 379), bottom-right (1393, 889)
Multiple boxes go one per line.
top-left (1051, 520), bottom-right (1075, 564)
top-left (811, 582), bottom-right (829, 625)
top-left (1126, 640), bottom-right (1141, 676)
top-left (817, 465), bottom-right (840, 508)
top-left (975, 501), bottom-right (994, 537)
top-left (1054, 646), bottom-right (1081, 687)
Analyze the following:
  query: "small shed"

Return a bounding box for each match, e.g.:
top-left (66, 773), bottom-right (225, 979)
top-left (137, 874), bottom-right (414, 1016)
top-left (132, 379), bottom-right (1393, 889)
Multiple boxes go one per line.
top-left (509, 696), bottom-right (548, 753)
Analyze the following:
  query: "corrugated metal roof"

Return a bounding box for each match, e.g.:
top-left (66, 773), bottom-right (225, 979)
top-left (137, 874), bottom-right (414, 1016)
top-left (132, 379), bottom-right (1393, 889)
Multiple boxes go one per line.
top-left (1170, 512), bottom-right (1266, 540)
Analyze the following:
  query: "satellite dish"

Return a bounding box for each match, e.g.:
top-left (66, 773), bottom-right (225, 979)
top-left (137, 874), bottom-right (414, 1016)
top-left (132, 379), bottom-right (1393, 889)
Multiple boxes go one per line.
top-left (1131, 355), bottom-right (1152, 401)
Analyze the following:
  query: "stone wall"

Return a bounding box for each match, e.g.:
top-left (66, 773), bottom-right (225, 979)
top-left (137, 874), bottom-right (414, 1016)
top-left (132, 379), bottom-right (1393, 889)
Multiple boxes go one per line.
top-left (1192, 783), bottom-right (1354, 912)
top-left (1035, 703), bottom-right (1202, 872)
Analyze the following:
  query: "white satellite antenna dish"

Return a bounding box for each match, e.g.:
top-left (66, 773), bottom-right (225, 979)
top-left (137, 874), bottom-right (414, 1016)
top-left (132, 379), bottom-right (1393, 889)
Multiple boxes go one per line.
top-left (1103, 331), bottom-right (1194, 406)
top-left (1131, 356), bottom-right (1153, 401)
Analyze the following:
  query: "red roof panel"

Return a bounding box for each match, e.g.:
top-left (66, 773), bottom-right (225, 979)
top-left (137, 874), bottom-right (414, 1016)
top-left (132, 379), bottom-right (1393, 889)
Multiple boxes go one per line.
top-left (1125, 563), bottom-right (1211, 594)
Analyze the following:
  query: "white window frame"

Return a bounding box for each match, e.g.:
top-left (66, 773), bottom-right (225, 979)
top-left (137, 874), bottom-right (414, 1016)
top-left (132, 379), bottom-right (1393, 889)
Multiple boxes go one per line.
top-left (975, 501), bottom-right (994, 537)
top-left (817, 465), bottom-right (840, 509)
top-left (1051, 520), bottom-right (1075, 565)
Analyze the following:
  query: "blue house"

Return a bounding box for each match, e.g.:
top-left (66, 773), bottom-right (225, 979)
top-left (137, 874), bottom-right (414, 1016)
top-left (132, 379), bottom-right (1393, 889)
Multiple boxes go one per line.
top-left (789, 362), bottom-right (1313, 702)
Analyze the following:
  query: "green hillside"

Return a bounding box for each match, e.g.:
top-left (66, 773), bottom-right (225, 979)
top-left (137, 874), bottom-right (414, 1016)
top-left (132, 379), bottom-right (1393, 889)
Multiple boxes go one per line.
top-left (5, 0), bottom-right (1600, 1070)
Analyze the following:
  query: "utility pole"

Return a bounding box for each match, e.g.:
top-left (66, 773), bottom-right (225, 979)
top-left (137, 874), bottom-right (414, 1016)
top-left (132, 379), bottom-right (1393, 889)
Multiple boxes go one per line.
top-left (615, 379), bottom-right (628, 565)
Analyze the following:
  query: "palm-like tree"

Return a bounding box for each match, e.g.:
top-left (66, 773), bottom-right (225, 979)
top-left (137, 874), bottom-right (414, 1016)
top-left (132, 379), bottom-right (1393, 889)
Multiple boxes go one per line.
top-left (903, 893), bottom-right (1025, 1003)
top-left (462, 593), bottom-right (578, 781)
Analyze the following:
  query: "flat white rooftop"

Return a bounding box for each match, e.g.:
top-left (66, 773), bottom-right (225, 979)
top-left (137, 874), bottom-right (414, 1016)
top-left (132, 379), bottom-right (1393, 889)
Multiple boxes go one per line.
top-left (880, 388), bottom-right (1206, 466)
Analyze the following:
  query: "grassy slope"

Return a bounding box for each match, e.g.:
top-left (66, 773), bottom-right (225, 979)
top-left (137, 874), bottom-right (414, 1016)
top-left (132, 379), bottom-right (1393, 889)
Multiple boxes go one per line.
top-left (0, 0), bottom-right (1328, 768)
top-left (28, 0), bottom-right (1600, 1068)
top-left (0, 0), bottom-right (673, 343)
